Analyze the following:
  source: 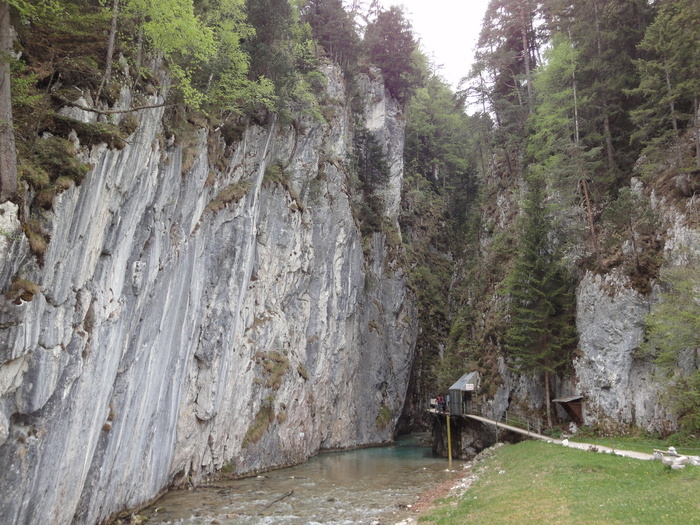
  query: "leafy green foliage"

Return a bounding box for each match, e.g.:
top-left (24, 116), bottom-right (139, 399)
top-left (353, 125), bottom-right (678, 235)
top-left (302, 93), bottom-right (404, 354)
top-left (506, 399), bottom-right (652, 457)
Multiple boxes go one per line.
top-left (122, 0), bottom-right (216, 107)
top-left (375, 404), bottom-right (392, 429)
top-left (241, 399), bottom-right (275, 447)
top-left (243, 0), bottom-right (295, 94)
top-left (350, 122), bottom-right (389, 237)
top-left (601, 186), bottom-right (661, 291)
top-left (642, 265), bottom-right (700, 435)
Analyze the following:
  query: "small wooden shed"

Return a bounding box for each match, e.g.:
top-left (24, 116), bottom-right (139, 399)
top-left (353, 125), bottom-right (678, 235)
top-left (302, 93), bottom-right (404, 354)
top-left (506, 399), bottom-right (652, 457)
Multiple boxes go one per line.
top-left (448, 371), bottom-right (479, 416)
top-left (552, 395), bottom-right (584, 425)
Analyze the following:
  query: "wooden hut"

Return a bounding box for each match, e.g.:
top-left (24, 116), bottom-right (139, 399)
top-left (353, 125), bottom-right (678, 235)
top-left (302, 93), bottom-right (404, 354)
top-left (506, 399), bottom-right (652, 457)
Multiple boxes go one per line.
top-left (448, 371), bottom-right (479, 416)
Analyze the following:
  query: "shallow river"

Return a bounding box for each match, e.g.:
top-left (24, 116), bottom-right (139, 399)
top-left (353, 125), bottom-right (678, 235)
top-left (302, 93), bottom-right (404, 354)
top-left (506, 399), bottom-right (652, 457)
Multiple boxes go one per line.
top-left (143, 434), bottom-right (457, 524)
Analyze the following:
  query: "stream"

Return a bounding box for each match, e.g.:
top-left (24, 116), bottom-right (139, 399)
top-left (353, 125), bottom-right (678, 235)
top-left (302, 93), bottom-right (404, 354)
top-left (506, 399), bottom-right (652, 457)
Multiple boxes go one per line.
top-left (142, 433), bottom-right (457, 524)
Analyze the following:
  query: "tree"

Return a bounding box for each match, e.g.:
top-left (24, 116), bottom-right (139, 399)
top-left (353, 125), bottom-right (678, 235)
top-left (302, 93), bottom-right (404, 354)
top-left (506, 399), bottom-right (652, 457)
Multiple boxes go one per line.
top-left (503, 172), bottom-right (577, 428)
top-left (629, 0), bottom-right (700, 170)
top-left (466, 0), bottom-right (545, 177)
top-left (363, 6), bottom-right (420, 103)
top-left (528, 34), bottom-right (604, 270)
top-left (195, 0), bottom-right (275, 114)
top-left (1, 0), bottom-right (58, 202)
top-left (0, 0), bottom-right (17, 202)
top-left (547, 0), bottom-right (652, 175)
top-left (243, 0), bottom-right (295, 94)
top-left (642, 265), bottom-right (700, 435)
top-left (601, 185), bottom-right (659, 284)
top-left (302, 0), bottom-right (359, 70)
top-left (123, 0), bottom-right (216, 106)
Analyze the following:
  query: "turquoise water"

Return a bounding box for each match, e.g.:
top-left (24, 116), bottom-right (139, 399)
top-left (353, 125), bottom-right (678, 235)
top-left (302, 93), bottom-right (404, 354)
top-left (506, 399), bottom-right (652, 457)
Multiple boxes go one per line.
top-left (143, 434), bottom-right (456, 524)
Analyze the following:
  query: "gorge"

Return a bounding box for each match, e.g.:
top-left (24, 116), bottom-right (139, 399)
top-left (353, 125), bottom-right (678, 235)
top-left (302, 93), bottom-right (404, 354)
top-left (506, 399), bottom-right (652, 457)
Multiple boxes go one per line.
top-left (1, 0), bottom-right (699, 523)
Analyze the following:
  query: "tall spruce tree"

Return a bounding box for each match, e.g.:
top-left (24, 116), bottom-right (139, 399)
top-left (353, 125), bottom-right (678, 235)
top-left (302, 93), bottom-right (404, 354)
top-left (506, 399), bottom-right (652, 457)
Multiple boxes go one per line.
top-left (0, 0), bottom-right (17, 202)
top-left (302, 0), bottom-right (359, 70)
top-left (363, 6), bottom-right (420, 103)
top-left (629, 0), bottom-right (700, 170)
top-left (528, 34), bottom-right (604, 270)
top-left (504, 172), bottom-right (577, 428)
top-left (468, 0), bottom-right (545, 177)
top-left (546, 0), bottom-right (652, 176)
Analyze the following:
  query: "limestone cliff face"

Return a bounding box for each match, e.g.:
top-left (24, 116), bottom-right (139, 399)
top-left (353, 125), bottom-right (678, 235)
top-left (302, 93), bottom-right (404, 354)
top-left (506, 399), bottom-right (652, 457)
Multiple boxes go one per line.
top-left (0, 65), bottom-right (416, 524)
top-left (479, 180), bottom-right (699, 435)
top-left (574, 199), bottom-right (700, 433)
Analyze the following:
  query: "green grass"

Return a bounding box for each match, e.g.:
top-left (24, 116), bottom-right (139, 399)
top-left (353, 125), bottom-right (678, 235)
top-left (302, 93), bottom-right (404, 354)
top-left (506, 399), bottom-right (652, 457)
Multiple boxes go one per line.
top-left (420, 440), bottom-right (700, 524)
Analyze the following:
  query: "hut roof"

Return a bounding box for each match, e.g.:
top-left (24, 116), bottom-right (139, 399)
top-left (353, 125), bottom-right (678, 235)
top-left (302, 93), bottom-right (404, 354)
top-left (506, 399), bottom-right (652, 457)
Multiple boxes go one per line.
top-left (449, 371), bottom-right (479, 392)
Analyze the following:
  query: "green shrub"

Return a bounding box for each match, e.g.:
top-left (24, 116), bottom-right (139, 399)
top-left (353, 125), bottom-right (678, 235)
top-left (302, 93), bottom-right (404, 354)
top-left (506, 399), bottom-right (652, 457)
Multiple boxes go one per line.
top-left (242, 401), bottom-right (275, 447)
top-left (206, 181), bottom-right (252, 212)
top-left (375, 404), bottom-right (392, 430)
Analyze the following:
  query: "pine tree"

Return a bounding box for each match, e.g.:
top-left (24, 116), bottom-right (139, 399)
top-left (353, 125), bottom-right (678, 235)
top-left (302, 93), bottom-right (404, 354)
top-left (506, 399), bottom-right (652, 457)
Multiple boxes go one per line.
top-left (243, 0), bottom-right (295, 93)
top-left (528, 34), bottom-right (604, 270)
top-left (302, 0), bottom-right (359, 70)
top-left (467, 0), bottom-right (545, 177)
top-left (0, 0), bottom-right (58, 202)
top-left (504, 172), bottom-right (577, 428)
top-left (629, 0), bottom-right (700, 170)
top-left (547, 0), bottom-right (652, 175)
top-left (0, 0), bottom-right (17, 202)
top-left (363, 6), bottom-right (420, 103)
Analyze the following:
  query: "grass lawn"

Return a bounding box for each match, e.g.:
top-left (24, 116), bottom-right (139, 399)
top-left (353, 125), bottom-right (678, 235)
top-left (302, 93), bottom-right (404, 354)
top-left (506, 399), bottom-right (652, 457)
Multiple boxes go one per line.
top-left (419, 440), bottom-right (700, 524)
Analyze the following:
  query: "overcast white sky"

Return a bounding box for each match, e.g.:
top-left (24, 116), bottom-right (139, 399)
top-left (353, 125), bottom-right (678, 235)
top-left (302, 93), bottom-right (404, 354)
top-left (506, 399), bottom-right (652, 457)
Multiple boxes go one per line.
top-left (383, 0), bottom-right (491, 89)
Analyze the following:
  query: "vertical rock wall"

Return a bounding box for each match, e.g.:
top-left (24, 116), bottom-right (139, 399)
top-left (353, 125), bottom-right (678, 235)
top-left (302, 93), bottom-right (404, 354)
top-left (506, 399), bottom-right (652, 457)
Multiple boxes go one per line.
top-left (0, 65), bottom-right (417, 524)
top-left (575, 202), bottom-right (700, 433)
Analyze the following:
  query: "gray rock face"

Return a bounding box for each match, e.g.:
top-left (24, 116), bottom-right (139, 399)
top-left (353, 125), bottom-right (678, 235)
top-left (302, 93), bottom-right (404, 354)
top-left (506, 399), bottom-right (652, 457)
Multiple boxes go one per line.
top-left (575, 200), bottom-right (700, 433)
top-left (574, 270), bottom-right (668, 431)
top-left (0, 66), bottom-right (416, 524)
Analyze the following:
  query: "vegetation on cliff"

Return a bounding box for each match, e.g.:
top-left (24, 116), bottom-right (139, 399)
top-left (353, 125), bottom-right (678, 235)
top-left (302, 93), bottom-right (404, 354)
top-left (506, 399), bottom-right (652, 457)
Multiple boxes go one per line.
top-left (3, 0), bottom-right (700, 437)
top-left (401, 0), bottom-right (700, 437)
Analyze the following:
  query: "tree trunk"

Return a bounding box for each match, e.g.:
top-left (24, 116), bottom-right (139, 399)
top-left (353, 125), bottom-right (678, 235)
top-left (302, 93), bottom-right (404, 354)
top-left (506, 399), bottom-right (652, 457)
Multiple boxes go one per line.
top-left (545, 369), bottom-right (552, 429)
top-left (97, 0), bottom-right (120, 101)
top-left (665, 63), bottom-right (678, 133)
top-left (519, 3), bottom-right (533, 111)
top-left (0, 0), bottom-right (18, 203)
top-left (592, 0), bottom-right (616, 170)
top-left (581, 175), bottom-right (603, 271)
top-left (695, 97), bottom-right (700, 171)
top-left (135, 21), bottom-right (144, 73)
top-left (572, 64), bottom-right (580, 146)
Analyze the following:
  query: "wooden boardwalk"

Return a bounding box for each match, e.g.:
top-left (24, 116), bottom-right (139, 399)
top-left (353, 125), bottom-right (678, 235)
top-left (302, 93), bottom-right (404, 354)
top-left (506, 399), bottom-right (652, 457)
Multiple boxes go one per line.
top-left (431, 409), bottom-right (655, 461)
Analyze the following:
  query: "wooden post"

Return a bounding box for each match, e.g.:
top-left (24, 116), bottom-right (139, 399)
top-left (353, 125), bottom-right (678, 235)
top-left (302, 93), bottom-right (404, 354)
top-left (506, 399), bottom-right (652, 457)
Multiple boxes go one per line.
top-left (446, 414), bottom-right (452, 471)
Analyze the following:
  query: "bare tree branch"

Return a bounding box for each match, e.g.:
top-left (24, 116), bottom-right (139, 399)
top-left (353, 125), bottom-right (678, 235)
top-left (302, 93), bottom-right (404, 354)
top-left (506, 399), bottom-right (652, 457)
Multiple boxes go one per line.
top-left (54, 95), bottom-right (168, 115)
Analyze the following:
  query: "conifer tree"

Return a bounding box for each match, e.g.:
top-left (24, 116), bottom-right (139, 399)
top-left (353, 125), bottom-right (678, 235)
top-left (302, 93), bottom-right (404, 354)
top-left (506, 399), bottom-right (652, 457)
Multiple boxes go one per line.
top-left (302, 0), bottom-right (359, 70)
top-left (528, 34), bottom-right (604, 270)
top-left (467, 0), bottom-right (545, 177)
top-left (0, 0), bottom-right (17, 202)
top-left (363, 6), bottom-right (420, 103)
top-left (1, 0), bottom-right (59, 202)
top-left (504, 172), bottom-right (577, 428)
top-left (243, 0), bottom-right (295, 93)
top-left (630, 0), bottom-right (700, 170)
top-left (547, 0), bottom-right (652, 175)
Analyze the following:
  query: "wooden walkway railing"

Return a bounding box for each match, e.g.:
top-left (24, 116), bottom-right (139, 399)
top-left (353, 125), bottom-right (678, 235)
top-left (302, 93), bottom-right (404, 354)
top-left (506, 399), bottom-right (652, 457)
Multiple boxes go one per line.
top-left (429, 400), bottom-right (544, 437)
